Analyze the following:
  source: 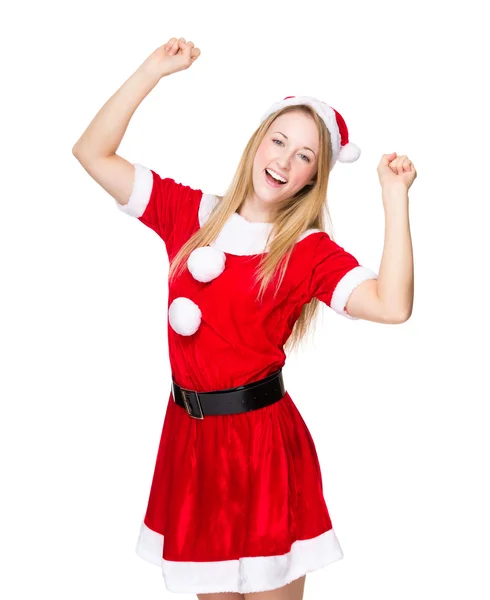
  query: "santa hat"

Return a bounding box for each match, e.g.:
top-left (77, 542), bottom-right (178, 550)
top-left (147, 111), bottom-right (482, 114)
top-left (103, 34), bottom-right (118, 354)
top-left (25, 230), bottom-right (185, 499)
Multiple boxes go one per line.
top-left (259, 95), bottom-right (360, 169)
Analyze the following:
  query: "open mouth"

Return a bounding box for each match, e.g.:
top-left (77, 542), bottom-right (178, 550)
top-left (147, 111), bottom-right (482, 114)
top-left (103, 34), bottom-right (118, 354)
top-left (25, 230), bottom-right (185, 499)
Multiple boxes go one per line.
top-left (264, 169), bottom-right (287, 187)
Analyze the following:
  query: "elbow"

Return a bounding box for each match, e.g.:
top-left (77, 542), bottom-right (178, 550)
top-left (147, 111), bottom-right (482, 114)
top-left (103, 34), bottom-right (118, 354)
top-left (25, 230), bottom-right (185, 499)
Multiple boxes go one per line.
top-left (72, 141), bottom-right (94, 160)
top-left (72, 144), bottom-right (112, 163)
top-left (390, 307), bottom-right (412, 324)
top-left (72, 143), bottom-right (83, 158)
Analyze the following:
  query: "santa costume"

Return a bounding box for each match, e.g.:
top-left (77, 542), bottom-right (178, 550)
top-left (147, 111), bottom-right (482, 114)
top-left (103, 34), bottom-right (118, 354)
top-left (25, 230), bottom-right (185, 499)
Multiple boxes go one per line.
top-left (115, 95), bottom-right (378, 594)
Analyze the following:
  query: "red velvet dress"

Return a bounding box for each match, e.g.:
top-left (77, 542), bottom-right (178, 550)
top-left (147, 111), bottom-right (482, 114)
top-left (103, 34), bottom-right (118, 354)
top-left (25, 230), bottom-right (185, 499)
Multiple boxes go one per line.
top-left (115, 163), bottom-right (377, 594)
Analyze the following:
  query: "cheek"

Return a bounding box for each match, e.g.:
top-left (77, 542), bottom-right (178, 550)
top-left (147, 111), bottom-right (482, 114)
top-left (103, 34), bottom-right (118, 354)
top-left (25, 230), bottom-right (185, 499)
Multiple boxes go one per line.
top-left (254, 144), bottom-right (270, 166)
top-left (292, 166), bottom-right (313, 188)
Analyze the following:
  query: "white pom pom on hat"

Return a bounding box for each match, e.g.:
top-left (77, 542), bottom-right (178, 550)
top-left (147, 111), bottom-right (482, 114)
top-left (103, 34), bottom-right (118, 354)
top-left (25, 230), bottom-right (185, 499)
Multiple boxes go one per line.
top-left (259, 95), bottom-right (361, 169)
top-left (187, 246), bottom-right (226, 283)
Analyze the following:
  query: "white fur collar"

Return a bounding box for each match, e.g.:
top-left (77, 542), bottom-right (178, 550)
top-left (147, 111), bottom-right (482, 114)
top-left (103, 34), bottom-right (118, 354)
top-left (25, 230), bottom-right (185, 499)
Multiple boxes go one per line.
top-left (199, 194), bottom-right (319, 256)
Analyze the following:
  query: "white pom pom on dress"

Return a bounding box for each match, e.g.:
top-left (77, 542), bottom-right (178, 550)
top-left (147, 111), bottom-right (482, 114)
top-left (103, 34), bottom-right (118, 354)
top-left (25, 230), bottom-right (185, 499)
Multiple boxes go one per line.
top-left (187, 246), bottom-right (226, 283)
top-left (168, 297), bottom-right (202, 336)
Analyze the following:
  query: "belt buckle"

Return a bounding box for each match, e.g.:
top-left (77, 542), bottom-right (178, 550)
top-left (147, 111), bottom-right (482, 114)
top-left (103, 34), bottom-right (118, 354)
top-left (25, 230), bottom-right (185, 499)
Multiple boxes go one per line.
top-left (180, 388), bottom-right (204, 420)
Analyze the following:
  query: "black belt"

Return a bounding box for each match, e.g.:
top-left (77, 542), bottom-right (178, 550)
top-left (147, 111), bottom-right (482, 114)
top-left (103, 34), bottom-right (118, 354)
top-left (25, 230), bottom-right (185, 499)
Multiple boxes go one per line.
top-left (171, 368), bottom-right (286, 419)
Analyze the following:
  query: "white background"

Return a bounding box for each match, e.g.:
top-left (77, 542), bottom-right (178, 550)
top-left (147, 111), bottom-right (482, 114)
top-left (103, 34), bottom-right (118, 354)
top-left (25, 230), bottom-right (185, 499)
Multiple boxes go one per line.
top-left (2, 0), bottom-right (489, 598)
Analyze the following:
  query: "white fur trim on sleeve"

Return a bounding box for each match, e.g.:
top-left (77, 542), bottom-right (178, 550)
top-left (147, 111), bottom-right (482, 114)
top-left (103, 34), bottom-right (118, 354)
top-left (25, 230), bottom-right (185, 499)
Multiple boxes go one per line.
top-left (330, 266), bottom-right (378, 320)
top-left (115, 163), bottom-right (153, 217)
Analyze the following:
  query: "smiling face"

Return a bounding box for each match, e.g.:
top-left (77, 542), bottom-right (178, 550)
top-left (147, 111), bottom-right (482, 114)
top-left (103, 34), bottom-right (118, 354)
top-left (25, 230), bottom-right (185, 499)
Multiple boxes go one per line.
top-left (251, 110), bottom-right (320, 207)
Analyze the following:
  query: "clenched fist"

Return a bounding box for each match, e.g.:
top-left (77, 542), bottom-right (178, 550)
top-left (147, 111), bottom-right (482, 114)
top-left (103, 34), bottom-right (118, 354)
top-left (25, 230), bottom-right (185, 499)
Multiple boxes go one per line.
top-left (377, 152), bottom-right (417, 192)
top-left (142, 37), bottom-right (201, 79)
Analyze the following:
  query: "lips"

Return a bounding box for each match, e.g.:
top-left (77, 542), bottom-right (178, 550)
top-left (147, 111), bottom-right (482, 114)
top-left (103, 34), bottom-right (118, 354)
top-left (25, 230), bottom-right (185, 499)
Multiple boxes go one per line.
top-left (266, 168), bottom-right (288, 183)
top-left (264, 169), bottom-right (287, 188)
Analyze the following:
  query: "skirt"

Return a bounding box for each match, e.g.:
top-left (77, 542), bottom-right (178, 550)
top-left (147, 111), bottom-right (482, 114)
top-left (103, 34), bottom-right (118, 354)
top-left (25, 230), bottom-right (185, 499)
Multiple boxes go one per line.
top-left (135, 388), bottom-right (344, 594)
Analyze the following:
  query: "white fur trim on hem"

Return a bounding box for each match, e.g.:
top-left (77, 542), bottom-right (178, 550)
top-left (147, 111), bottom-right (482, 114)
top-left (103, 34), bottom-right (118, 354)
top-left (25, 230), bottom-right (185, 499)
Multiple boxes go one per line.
top-left (135, 520), bottom-right (344, 594)
top-left (115, 163), bottom-right (153, 217)
top-left (330, 266), bottom-right (378, 319)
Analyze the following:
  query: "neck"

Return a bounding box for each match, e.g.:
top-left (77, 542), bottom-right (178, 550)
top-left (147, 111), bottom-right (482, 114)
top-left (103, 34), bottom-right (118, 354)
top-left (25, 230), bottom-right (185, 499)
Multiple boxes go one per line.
top-left (238, 194), bottom-right (276, 224)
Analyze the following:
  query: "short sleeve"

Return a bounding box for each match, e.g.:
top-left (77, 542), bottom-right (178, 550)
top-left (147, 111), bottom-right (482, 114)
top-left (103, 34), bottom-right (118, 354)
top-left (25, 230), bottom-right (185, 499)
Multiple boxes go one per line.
top-left (115, 163), bottom-right (204, 249)
top-left (306, 232), bottom-right (378, 320)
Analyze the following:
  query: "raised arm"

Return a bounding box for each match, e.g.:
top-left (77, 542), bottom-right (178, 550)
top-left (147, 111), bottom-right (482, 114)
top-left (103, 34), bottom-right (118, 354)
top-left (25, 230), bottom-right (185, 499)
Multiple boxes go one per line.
top-left (346, 153), bottom-right (416, 323)
top-left (72, 38), bottom-right (201, 205)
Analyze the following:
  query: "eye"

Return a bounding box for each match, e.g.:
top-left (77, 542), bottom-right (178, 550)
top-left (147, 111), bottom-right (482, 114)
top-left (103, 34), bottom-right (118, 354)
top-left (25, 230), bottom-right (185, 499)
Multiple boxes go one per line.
top-left (272, 139), bottom-right (311, 163)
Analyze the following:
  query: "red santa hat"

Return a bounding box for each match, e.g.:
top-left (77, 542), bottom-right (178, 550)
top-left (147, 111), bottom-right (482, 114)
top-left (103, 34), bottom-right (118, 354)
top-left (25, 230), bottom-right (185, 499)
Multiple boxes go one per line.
top-left (259, 95), bottom-right (361, 169)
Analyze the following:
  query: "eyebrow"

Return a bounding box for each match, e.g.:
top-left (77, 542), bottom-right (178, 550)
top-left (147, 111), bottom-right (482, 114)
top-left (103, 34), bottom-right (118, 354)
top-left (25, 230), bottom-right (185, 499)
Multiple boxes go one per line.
top-left (272, 131), bottom-right (317, 156)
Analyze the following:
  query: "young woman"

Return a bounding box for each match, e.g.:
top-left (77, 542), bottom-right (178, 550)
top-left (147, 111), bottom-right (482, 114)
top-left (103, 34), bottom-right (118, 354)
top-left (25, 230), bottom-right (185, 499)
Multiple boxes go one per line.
top-left (73, 37), bottom-right (416, 600)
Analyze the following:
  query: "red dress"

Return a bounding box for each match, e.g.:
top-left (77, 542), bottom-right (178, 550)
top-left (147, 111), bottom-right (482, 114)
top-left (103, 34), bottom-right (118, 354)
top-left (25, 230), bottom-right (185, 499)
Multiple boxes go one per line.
top-left (115, 163), bottom-right (377, 594)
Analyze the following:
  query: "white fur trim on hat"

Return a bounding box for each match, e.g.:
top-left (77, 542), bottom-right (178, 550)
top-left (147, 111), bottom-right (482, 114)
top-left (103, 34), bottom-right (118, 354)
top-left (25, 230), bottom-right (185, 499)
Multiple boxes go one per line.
top-left (187, 246), bottom-right (226, 282)
top-left (168, 297), bottom-right (202, 335)
top-left (259, 96), bottom-right (341, 167)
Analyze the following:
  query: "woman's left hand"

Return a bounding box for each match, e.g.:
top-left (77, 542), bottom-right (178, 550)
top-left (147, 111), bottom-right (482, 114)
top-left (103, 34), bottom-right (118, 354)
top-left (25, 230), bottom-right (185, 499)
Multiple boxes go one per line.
top-left (377, 152), bottom-right (417, 192)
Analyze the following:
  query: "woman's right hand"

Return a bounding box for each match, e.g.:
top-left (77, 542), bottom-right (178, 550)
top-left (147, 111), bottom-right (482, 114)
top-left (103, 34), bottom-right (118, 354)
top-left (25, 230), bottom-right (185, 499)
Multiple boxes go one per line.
top-left (141, 37), bottom-right (201, 79)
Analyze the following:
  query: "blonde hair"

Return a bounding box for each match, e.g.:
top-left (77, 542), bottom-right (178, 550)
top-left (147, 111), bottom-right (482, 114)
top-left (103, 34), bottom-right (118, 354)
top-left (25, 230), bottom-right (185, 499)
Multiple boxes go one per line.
top-left (169, 104), bottom-right (335, 354)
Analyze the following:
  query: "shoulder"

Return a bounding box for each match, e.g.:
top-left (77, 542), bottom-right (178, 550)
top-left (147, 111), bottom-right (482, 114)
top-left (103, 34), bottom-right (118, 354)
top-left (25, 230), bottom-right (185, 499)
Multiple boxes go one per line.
top-left (116, 163), bottom-right (206, 251)
top-left (198, 193), bottom-right (220, 227)
top-left (293, 229), bottom-right (337, 257)
top-left (301, 229), bottom-right (351, 258)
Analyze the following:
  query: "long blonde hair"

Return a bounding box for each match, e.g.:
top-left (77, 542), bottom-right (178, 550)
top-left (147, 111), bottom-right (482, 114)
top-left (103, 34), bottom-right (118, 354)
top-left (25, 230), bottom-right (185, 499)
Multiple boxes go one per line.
top-left (169, 104), bottom-right (335, 354)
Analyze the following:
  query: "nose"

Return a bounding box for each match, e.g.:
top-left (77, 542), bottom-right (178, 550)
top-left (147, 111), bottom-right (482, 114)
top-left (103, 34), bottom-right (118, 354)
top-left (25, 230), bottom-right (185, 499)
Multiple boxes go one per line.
top-left (275, 152), bottom-right (292, 171)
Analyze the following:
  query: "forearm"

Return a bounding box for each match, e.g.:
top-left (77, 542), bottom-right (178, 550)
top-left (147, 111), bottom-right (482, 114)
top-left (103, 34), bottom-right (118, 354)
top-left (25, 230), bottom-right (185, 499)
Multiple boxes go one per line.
top-left (72, 59), bottom-right (163, 159)
top-left (377, 186), bottom-right (414, 321)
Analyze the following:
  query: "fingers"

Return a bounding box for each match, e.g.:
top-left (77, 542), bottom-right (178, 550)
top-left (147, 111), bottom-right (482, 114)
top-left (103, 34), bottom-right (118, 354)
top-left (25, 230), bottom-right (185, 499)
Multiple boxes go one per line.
top-left (165, 37), bottom-right (200, 59)
top-left (165, 38), bottom-right (178, 54)
top-left (378, 153), bottom-right (396, 170)
top-left (184, 40), bottom-right (201, 61)
top-left (380, 153), bottom-right (415, 175)
top-left (181, 38), bottom-right (192, 59)
top-left (397, 158), bottom-right (412, 174)
top-left (165, 37), bottom-right (186, 55)
top-left (387, 154), bottom-right (410, 174)
top-left (179, 39), bottom-right (200, 61)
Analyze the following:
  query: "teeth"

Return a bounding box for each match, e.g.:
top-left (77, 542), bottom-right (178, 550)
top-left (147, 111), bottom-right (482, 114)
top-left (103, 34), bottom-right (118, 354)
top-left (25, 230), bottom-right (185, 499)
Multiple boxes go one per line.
top-left (266, 168), bottom-right (287, 183)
